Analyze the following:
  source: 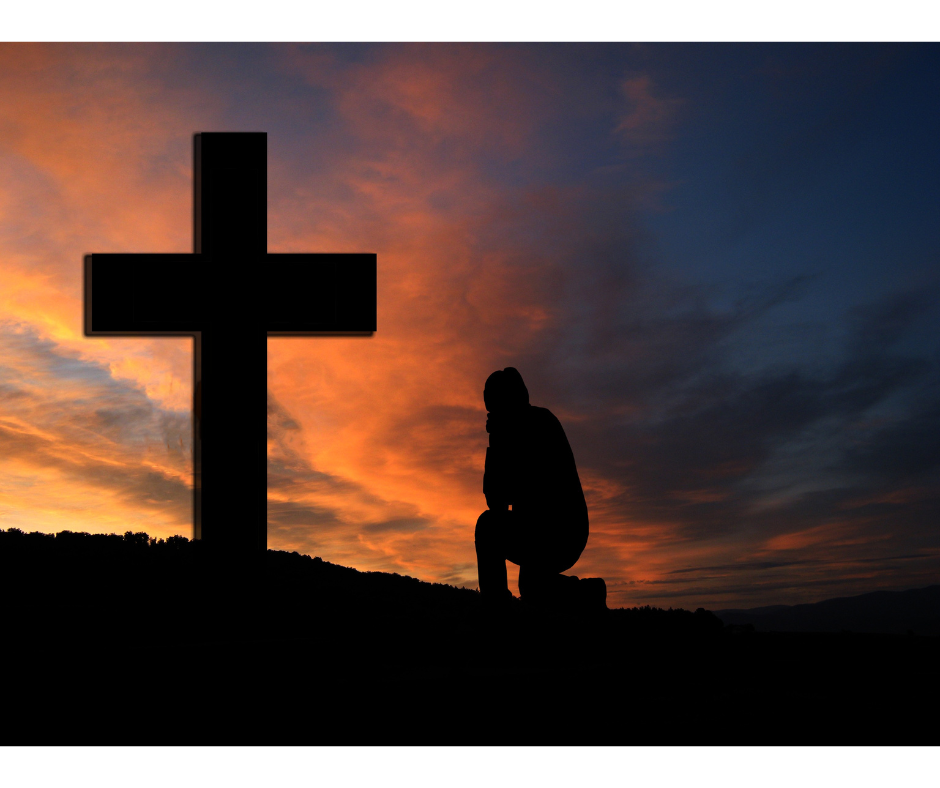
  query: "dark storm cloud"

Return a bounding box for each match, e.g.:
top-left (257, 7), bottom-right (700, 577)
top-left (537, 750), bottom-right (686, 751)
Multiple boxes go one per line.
top-left (667, 560), bottom-right (806, 575)
top-left (267, 499), bottom-right (344, 529)
top-left (267, 390), bottom-right (301, 435)
top-left (594, 285), bottom-right (937, 541)
top-left (460, 168), bottom-right (940, 565)
top-left (0, 419), bottom-right (189, 514)
top-left (843, 400), bottom-right (940, 482)
top-left (360, 516), bottom-right (432, 535)
top-left (845, 290), bottom-right (937, 354)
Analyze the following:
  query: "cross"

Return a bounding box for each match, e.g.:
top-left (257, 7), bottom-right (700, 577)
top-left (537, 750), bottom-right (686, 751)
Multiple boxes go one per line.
top-left (84, 133), bottom-right (376, 557)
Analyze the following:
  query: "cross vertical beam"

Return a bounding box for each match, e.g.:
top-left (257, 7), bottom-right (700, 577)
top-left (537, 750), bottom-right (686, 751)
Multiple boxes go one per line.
top-left (194, 133), bottom-right (268, 554)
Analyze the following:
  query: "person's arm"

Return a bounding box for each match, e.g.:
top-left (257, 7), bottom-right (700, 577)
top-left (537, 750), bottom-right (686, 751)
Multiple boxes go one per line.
top-left (484, 414), bottom-right (510, 511)
top-left (484, 446), bottom-right (510, 511)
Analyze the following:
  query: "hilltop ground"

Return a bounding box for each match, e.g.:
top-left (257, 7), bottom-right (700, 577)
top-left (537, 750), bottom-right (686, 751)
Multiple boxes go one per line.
top-left (1, 529), bottom-right (937, 744)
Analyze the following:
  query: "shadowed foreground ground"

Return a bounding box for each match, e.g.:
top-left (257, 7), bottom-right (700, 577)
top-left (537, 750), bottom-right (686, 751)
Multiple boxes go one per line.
top-left (1, 529), bottom-right (937, 744)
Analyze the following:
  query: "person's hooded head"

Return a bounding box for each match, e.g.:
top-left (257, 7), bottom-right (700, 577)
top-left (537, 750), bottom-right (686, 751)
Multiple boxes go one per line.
top-left (484, 367), bottom-right (529, 415)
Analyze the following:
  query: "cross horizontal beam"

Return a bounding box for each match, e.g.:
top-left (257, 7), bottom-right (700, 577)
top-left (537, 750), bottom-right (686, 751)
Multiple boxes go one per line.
top-left (84, 253), bottom-right (376, 335)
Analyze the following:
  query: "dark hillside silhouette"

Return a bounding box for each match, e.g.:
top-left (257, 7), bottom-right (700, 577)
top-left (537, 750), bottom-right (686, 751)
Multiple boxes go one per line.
top-left (1, 527), bottom-right (938, 745)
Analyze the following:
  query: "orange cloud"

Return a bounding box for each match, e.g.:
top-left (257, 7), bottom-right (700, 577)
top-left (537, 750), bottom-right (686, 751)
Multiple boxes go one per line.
top-left (2, 44), bottom-right (936, 613)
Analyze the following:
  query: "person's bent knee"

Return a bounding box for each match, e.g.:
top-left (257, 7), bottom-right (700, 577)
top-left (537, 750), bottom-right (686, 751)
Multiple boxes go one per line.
top-left (475, 509), bottom-right (496, 546)
top-left (473, 509), bottom-right (501, 545)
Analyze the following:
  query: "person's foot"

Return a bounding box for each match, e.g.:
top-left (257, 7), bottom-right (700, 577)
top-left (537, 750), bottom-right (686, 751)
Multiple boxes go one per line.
top-left (579, 577), bottom-right (607, 610)
top-left (480, 588), bottom-right (516, 614)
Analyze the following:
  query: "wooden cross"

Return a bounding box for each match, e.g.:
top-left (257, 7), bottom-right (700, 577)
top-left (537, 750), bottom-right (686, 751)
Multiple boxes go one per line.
top-left (84, 133), bottom-right (376, 556)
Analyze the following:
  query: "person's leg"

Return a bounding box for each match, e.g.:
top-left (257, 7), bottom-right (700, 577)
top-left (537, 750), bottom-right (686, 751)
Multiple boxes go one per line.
top-left (475, 509), bottom-right (517, 602)
top-left (517, 562), bottom-right (550, 603)
top-left (517, 514), bottom-right (589, 607)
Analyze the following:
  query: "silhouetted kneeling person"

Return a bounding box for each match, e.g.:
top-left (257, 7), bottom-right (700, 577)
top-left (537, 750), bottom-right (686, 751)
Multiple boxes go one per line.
top-left (475, 368), bottom-right (606, 611)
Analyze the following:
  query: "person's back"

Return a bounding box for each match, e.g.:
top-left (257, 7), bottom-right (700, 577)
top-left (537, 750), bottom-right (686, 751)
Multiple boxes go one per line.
top-left (516, 405), bottom-right (588, 536)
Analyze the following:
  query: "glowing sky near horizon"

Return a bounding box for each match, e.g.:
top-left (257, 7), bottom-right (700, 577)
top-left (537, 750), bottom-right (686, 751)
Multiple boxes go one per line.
top-left (1, 43), bottom-right (939, 609)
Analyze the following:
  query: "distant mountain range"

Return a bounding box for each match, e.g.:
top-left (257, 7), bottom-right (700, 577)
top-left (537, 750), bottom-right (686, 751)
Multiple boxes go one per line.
top-left (716, 585), bottom-right (940, 635)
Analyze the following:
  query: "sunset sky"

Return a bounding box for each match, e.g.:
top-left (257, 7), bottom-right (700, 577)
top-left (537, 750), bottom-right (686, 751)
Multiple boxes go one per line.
top-left (1, 43), bottom-right (938, 609)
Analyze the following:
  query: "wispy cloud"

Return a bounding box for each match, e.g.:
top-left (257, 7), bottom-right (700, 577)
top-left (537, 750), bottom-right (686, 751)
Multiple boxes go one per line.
top-left (0, 319), bottom-right (191, 535)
